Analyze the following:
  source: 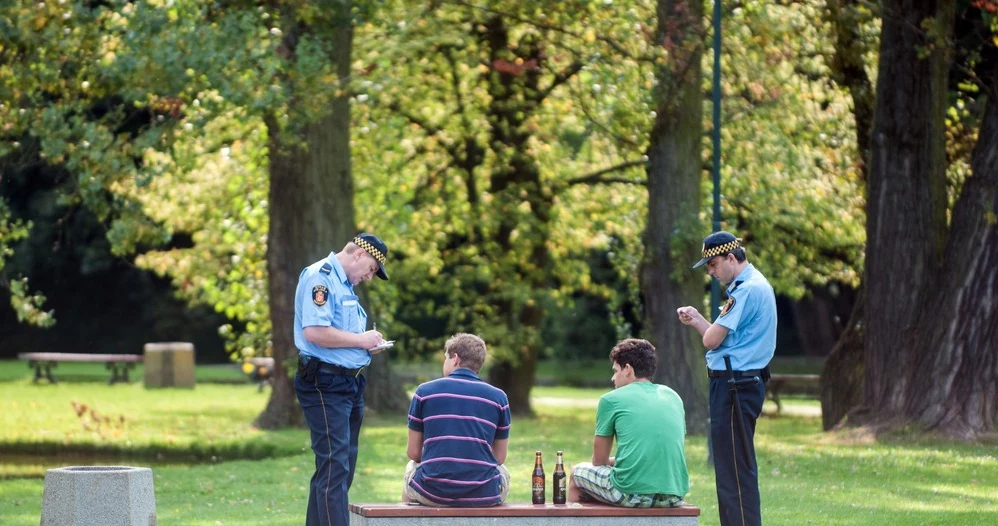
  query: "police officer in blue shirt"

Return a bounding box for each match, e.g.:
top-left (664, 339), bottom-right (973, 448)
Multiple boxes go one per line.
top-left (676, 231), bottom-right (776, 526)
top-left (294, 233), bottom-right (391, 526)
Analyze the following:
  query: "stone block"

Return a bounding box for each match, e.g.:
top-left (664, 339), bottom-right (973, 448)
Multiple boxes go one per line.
top-left (143, 342), bottom-right (196, 388)
top-left (41, 466), bottom-right (156, 526)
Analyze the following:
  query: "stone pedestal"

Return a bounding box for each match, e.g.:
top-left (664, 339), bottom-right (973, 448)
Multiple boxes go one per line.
top-left (41, 466), bottom-right (156, 526)
top-left (143, 342), bottom-right (195, 388)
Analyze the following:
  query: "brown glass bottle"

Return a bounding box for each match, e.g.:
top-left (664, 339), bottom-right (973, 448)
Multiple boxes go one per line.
top-left (531, 450), bottom-right (545, 504)
top-left (553, 450), bottom-right (566, 504)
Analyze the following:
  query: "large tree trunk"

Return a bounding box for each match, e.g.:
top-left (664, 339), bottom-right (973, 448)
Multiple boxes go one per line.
top-left (479, 16), bottom-right (554, 415)
top-left (900, 78), bottom-right (998, 439)
top-left (641, 0), bottom-right (708, 434)
top-left (856, 0), bottom-right (952, 423)
top-left (256, 7), bottom-right (407, 428)
top-left (819, 0), bottom-right (876, 428)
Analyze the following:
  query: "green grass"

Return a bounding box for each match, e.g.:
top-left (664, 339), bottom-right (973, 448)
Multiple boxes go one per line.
top-left (1, 360), bottom-right (996, 525)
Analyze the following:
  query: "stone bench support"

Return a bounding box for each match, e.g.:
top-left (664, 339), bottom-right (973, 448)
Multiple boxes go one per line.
top-left (41, 466), bottom-right (157, 526)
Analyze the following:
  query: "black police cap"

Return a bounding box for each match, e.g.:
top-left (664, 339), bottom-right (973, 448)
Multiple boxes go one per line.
top-left (692, 231), bottom-right (741, 269)
top-left (353, 233), bottom-right (389, 280)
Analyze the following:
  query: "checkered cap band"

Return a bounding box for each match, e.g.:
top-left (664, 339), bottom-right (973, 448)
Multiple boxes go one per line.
top-left (701, 239), bottom-right (740, 259)
top-left (354, 237), bottom-right (386, 264)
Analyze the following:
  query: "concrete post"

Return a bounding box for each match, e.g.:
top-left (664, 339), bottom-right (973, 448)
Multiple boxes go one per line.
top-left (143, 342), bottom-right (196, 388)
top-left (41, 466), bottom-right (156, 526)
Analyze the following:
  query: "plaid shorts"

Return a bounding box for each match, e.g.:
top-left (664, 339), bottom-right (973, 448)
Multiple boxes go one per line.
top-left (571, 462), bottom-right (685, 508)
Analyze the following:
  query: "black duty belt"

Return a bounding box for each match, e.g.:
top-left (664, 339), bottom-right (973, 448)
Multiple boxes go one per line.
top-left (318, 362), bottom-right (366, 377)
top-left (707, 368), bottom-right (764, 379)
top-left (300, 357), bottom-right (367, 377)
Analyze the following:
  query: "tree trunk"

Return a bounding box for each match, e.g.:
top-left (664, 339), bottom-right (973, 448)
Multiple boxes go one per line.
top-left (255, 7), bottom-right (407, 428)
top-left (791, 285), bottom-right (855, 357)
top-left (641, 0), bottom-right (708, 433)
top-left (858, 0), bottom-right (952, 421)
top-left (900, 80), bottom-right (998, 439)
top-left (820, 286), bottom-right (865, 430)
top-left (479, 16), bottom-right (553, 416)
top-left (819, 0), bottom-right (876, 426)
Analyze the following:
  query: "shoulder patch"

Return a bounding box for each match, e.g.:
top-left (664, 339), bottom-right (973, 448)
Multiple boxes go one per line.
top-left (312, 285), bottom-right (329, 306)
top-left (319, 263), bottom-right (333, 275)
top-left (720, 296), bottom-right (736, 317)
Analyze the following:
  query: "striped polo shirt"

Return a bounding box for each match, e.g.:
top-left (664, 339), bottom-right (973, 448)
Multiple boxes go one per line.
top-left (407, 368), bottom-right (512, 506)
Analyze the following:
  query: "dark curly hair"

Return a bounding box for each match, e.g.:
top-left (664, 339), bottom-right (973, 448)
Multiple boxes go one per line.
top-left (609, 338), bottom-right (657, 379)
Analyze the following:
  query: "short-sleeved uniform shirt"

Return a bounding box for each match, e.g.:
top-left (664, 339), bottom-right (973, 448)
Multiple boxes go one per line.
top-left (706, 263), bottom-right (777, 371)
top-left (407, 368), bottom-right (512, 506)
top-left (595, 382), bottom-right (690, 497)
top-left (294, 252), bottom-right (370, 368)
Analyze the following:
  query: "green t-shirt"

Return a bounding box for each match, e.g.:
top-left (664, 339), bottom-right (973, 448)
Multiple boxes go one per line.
top-left (594, 381), bottom-right (690, 496)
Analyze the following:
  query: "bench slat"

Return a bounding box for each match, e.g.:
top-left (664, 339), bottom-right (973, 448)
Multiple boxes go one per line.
top-left (350, 503), bottom-right (700, 518)
top-left (18, 353), bottom-right (143, 362)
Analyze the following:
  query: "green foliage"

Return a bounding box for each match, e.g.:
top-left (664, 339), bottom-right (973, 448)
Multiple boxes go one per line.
top-left (715, 1), bottom-right (866, 299)
top-left (0, 203), bottom-right (53, 327)
top-left (3, 0), bottom-right (877, 368)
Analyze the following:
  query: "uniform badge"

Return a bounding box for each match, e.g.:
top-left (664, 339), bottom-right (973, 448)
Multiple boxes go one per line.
top-left (720, 296), bottom-right (735, 317)
top-left (312, 285), bottom-right (329, 306)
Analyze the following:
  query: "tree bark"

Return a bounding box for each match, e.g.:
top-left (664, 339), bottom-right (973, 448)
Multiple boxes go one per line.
top-left (819, 0), bottom-right (877, 428)
top-left (900, 78), bottom-right (998, 439)
top-left (857, 0), bottom-right (952, 422)
top-left (256, 6), bottom-right (406, 428)
top-left (821, 286), bottom-right (865, 430)
top-left (478, 16), bottom-right (554, 416)
top-left (791, 285), bottom-right (854, 357)
top-left (641, 0), bottom-right (708, 433)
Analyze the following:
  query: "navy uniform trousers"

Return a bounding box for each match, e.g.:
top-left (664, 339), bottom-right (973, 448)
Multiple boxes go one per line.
top-left (295, 370), bottom-right (366, 526)
top-left (709, 376), bottom-right (765, 526)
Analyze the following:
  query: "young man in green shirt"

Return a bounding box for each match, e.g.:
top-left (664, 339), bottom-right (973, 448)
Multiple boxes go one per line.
top-left (568, 338), bottom-right (690, 508)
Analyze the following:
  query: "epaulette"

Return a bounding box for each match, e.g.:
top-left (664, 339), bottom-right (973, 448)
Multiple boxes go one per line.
top-left (319, 262), bottom-right (332, 275)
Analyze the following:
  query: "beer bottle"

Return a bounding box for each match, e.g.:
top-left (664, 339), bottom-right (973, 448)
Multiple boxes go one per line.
top-left (531, 450), bottom-right (545, 504)
top-left (553, 450), bottom-right (566, 504)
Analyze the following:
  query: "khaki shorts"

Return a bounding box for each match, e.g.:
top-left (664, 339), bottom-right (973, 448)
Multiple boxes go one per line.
top-left (403, 460), bottom-right (510, 506)
top-left (571, 462), bottom-right (684, 508)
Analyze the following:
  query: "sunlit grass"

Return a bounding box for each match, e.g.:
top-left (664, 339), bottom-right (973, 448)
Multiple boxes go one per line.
top-left (1, 360), bottom-right (996, 525)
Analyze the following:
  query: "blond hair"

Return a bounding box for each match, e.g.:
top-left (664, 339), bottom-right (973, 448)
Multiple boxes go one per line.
top-left (444, 333), bottom-right (488, 373)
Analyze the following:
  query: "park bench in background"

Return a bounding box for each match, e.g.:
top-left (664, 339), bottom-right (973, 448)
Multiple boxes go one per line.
top-left (243, 357), bottom-right (275, 392)
top-left (17, 352), bottom-right (143, 385)
top-left (349, 502), bottom-right (700, 526)
top-left (766, 374), bottom-right (820, 414)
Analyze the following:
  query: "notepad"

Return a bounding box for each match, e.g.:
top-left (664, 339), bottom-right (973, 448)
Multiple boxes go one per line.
top-left (371, 340), bottom-right (395, 351)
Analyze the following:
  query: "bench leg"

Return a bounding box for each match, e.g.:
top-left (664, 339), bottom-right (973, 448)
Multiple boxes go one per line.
top-left (107, 363), bottom-right (134, 384)
top-left (768, 390), bottom-right (783, 414)
top-left (28, 361), bottom-right (57, 384)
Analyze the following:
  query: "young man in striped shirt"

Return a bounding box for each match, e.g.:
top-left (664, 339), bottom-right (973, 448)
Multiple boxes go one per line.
top-left (403, 333), bottom-right (512, 507)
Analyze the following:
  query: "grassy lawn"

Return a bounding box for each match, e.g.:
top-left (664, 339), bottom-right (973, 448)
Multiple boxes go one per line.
top-left (1, 360), bottom-right (995, 525)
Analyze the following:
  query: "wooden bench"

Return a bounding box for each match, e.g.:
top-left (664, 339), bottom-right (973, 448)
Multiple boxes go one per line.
top-left (349, 502), bottom-right (700, 525)
top-left (17, 352), bottom-right (143, 385)
top-left (767, 374), bottom-right (820, 413)
top-left (243, 357), bottom-right (275, 392)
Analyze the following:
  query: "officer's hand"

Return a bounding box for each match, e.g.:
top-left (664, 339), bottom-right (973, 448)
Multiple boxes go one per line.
top-left (676, 306), bottom-right (702, 326)
top-left (357, 330), bottom-right (384, 350)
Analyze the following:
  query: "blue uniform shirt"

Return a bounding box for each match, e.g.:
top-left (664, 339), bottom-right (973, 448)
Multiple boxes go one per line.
top-left (706, 264), bottom-right (777, 371)
top-left (294, 252), bottom-right (370, 368)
